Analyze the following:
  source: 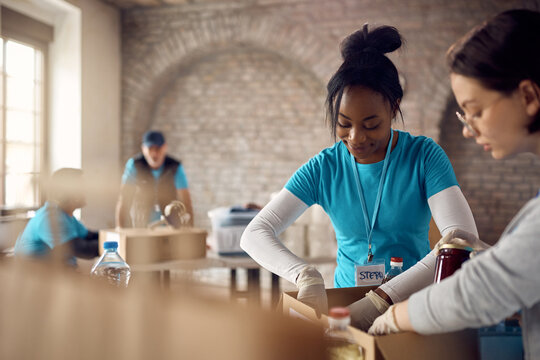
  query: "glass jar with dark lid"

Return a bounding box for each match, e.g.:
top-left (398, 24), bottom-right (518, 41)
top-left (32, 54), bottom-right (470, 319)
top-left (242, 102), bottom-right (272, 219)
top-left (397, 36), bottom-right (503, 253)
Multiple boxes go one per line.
top-left (433, 244), bottom-right (472, 283)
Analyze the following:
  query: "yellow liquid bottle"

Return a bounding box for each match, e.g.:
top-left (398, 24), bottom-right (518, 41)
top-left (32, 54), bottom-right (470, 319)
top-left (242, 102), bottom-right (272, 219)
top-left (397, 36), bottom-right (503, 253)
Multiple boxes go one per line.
top-left (325, 307), bottom-right (364, 360)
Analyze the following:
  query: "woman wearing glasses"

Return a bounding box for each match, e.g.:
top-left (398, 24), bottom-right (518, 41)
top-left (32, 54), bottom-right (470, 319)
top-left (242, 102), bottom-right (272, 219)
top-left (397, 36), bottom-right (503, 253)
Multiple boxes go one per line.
top-left (241, 24), bottom-right (478, 323)
top-left (369, 9), bottom-right (540, 359)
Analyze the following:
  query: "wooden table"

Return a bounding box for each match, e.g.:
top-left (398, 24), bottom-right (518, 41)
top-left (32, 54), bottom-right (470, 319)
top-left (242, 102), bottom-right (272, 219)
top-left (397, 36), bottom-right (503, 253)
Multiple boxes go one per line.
top-left (130, 251), bottom-right (336, 307)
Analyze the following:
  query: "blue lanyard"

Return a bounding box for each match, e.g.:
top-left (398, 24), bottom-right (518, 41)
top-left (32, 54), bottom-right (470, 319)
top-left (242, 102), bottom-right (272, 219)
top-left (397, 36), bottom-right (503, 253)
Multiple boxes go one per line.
top-left (350, 130), bottom-right (394, 262)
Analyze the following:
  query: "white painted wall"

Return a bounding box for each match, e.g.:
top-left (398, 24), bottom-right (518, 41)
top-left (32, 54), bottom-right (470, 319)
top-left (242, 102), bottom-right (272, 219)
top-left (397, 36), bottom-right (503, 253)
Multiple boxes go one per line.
top-left (75, 0), bottom-right (121, 230)
top-left (49, 1), bottom-right (82, 171)
top-left (0, 0), bottom-right (121, 248)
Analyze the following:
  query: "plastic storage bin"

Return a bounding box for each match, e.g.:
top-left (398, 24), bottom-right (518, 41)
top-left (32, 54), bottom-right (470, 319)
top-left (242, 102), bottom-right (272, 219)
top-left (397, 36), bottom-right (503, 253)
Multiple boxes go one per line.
top-left (208, 206), bottom-right (259, 255)
top-left (477, 319), bottom-right (523, 360)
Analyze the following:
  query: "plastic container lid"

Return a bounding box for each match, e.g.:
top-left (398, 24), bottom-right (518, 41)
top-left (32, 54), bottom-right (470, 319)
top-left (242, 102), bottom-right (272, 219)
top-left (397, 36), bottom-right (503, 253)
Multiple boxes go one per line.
top-left (390, 257), bottom-right (403, 263)
top-left (439, 244), bottom-right (473, 252)
top-left (329, 307), bottom-right (350, 319)
top-left (103, 241), bottom-right (119, 250)
top-left (207, 206), bottom-right (259, 229)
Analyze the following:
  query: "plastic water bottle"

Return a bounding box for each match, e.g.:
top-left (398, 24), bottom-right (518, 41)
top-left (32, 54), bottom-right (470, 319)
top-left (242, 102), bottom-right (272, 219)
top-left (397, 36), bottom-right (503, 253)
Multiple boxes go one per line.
top-left (382, 257), bottom-right (403, 284)
top-left (91, 241), bottom-right (131, 287)
top-left (325, 307), bottom-right (364, 360)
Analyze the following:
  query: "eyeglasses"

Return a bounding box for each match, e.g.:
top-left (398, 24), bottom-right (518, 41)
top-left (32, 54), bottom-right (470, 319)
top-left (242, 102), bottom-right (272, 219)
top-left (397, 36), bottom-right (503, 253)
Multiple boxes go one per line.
top-left (455, 111), bottom-right (478, 137)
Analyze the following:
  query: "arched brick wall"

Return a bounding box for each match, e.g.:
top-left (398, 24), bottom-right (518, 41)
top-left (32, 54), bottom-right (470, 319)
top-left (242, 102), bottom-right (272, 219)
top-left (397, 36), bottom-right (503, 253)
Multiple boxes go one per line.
top-left (151, 46), bottom-right (330, 228)
top-left (121, 11), bottom-right (340, 160)
top-left (120, 0), bottom-right (540, 231)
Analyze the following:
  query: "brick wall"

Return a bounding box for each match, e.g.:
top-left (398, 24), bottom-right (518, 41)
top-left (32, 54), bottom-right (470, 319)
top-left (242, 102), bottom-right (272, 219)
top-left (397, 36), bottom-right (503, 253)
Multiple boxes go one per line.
top-left (121, 0), bottom-right (540, 239)
top-left (152, 47), bottom-right (330, 228)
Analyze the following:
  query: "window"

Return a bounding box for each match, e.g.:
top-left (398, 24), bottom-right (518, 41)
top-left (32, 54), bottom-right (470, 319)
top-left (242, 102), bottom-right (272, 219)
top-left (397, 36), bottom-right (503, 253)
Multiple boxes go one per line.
top-left (0, 7), bottom-right (53, 212)
top-left (1, 39), bottom-right (44, 209)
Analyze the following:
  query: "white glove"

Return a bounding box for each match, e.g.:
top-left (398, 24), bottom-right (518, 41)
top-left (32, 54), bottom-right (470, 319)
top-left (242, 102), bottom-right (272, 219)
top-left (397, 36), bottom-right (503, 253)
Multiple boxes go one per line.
top-left (368, 305), bottom-right (400, 335)
top-left (296, 265), bottom-right (328, 317)
top-left (348, 290), bottom-right (390, 331)
top-left (434, 228), bottom-right (490, 255)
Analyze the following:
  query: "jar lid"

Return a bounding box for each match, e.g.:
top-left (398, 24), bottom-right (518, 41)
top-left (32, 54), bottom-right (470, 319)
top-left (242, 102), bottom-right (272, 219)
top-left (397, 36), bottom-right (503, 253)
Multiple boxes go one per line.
top-left (440, 243), bottom-right (473, 252)
top-left (390, 257), bottom-right (403, 263)
top-left (329, 307), bottom-right (350, 319)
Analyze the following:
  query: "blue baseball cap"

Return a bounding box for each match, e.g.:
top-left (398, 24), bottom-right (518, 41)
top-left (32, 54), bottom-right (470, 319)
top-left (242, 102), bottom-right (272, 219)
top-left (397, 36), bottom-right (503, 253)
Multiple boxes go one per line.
top-left (142, 130), bottom-right (165, 147)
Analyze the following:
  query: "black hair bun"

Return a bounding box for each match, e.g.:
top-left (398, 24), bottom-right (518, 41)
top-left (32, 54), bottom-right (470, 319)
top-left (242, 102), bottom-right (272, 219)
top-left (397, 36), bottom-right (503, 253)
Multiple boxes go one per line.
top-left (340, 23), bottom-right (403, 61)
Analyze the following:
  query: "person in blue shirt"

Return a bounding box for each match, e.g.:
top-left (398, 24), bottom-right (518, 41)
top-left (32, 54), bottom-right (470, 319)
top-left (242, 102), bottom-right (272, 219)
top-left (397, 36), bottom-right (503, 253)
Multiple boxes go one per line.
top-left (116, 130), bottom-right (193, 228)
top-left (14, 168), bottom-right (99, 265)
top-left (241, 24), bottom-right (479, 320)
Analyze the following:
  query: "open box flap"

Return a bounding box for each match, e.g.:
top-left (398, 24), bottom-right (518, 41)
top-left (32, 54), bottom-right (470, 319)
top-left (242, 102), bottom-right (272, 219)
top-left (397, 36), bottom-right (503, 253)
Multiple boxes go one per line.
top-left (282, 291), bottom-right (379, 360)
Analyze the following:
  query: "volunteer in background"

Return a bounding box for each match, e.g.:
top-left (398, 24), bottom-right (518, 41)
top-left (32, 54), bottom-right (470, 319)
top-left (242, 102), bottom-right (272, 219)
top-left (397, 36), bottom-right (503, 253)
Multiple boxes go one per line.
top-left (14, 168), bottom-right (99, 265)
top-left (368, 9), bottom-right (540, 359)
top-left (241, 24), bottom-right (478, 317)
top-left (116, 130), bottom-right (193, 228)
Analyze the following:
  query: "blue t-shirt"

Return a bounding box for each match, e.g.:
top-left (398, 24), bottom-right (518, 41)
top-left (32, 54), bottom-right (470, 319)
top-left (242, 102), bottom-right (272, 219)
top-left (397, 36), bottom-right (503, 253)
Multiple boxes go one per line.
top-left (14, 202), bottom-right (89, 260)
top-left (285, 130), bottom-right (458, 287)
top-left (121, 157), bottom-right (189, 223)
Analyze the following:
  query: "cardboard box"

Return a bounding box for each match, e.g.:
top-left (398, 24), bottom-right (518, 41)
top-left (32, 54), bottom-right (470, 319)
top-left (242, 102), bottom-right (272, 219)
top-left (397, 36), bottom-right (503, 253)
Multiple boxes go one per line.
top-left (0, 258), bottom-right (328, 360)
top-left (99, 227), bottom-right (207, 265)
top-left (282, 286), bottom-right (478, 360)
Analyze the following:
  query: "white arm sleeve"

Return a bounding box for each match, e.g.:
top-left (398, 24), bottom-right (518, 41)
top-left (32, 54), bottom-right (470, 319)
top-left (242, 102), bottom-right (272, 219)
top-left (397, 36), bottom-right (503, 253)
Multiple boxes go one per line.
top-left (379, 185), bottom-right (478, 303)
top-left (240, 188), bottom-right (310, 285)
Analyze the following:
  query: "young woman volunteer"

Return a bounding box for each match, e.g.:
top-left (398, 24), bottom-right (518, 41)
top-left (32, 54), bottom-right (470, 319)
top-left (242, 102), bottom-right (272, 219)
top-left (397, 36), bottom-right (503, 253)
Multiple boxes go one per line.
top-left (368, 9), bottom-right (540, 359)
top-left (240, 24), bottom-right (478, 318)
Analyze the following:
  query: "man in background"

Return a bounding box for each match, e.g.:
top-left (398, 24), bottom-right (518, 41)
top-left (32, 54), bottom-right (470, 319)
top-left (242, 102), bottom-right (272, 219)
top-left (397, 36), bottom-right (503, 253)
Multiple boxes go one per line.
top-left (14, 168), bottom-right (99, 265)
top-left (116, 130), bottom-right (193, 228)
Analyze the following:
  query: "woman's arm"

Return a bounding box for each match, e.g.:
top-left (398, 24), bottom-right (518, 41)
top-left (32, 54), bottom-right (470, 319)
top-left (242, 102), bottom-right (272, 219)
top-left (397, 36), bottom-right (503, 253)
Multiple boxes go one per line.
top-left (373, 197), bottom-right (540, 335)
top-left (428, 185), bottom-right (478, 237)
top-left (408, 198), bottom-right (540, 334)
top-left (240, 188), bottom-right (310, 284)
top-left (241, 188), bottom-right (329, 315)
top-left (349, 186), bottom-right (479, 330)
top-left (379, 185), bottom-right (478, 303)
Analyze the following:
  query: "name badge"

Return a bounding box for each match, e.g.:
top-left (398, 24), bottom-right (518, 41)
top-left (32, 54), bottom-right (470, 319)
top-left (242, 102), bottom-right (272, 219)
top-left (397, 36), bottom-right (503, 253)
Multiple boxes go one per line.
top-left (355, 260), bottom-right (385, 286)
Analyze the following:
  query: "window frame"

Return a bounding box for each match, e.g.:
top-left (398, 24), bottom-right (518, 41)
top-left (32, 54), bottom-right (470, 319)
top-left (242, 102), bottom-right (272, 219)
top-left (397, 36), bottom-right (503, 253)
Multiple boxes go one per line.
top-left (0, 6), bottom-right (52, 215)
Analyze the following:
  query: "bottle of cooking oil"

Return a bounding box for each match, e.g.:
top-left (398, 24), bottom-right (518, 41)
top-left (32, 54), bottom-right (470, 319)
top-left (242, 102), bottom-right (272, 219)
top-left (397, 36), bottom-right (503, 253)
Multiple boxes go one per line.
top-left (325, 307), bottom-right (364, 360)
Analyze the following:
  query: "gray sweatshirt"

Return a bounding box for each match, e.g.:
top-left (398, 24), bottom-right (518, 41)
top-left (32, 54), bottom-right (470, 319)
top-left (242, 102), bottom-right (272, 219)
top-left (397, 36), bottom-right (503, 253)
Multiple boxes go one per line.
top-left (409, 195), bottom-right (540, 360)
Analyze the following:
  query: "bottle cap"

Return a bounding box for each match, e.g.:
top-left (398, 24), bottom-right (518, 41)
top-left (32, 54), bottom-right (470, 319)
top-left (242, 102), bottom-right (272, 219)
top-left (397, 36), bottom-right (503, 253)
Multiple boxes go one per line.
top-left (103, 241), bottom-right (118, 250)
top-left (390, 257), bottom-right (403, 263)
top-left (329, 307), bottom-right (350, 319)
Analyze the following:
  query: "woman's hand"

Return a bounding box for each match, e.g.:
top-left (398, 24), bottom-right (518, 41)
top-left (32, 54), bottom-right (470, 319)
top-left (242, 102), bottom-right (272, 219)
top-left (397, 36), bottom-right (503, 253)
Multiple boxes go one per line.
top-left (434, 229), bottom-right (490, 255)
top-left (348, 290), bottom-right (391, 331)
top-left (296, 265), bottom-right (328, 318)
top-left (368, 304), bottom-right (401, 335)
top-left (368, 300), bottom-right (414, 335)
